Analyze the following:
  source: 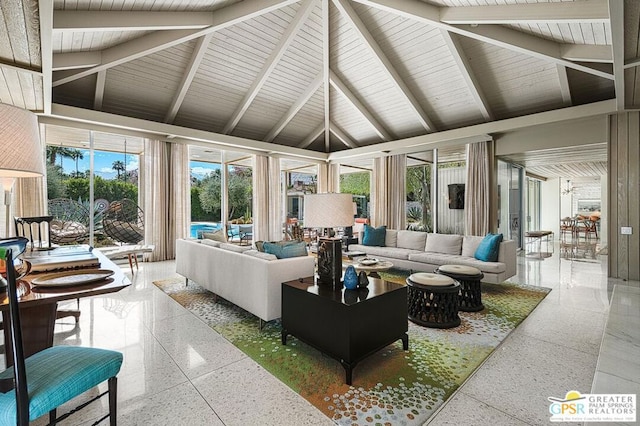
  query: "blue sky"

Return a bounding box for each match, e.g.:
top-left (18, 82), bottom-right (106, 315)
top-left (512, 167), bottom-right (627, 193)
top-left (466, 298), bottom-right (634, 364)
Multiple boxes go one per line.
top-left (59, 150), bottom-right (220, 181)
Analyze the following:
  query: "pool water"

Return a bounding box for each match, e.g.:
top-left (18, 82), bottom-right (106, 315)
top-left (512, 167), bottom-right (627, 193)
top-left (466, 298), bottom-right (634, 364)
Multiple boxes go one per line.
top-left (190, 222), bottom-right (221, 238)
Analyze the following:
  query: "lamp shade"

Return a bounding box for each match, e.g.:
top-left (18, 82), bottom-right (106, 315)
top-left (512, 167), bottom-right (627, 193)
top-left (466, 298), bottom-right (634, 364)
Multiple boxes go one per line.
top-left (0, 103), bottom-right (45, 178)
top-left (304, 193), bottom-right (354, 228)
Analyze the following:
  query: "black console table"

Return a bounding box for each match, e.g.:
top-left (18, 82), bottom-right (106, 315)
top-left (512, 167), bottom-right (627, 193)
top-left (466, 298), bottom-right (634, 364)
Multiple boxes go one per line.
top-left (281, 276), bottom-right (408, 385)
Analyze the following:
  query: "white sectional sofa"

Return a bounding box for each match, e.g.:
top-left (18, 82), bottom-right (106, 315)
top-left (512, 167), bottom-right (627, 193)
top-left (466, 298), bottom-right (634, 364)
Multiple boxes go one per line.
top-left (175, 238), bottom-right (315, 326)
top-left (348, 230), bottom-right (516, 284)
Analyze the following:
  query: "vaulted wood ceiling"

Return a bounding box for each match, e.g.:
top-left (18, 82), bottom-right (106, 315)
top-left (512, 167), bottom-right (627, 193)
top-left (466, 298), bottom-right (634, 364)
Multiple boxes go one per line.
top-left (1, 0), bottom-right (638, 177)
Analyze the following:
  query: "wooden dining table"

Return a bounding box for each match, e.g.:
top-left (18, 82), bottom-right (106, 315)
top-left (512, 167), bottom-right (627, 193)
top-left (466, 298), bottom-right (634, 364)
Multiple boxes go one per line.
top-left (1, 250), bottom-right (130, 366)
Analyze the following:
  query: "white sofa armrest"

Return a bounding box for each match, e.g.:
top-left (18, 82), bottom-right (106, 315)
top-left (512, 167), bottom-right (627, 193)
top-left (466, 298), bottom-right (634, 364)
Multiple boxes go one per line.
top-left (497, 239), bottom-right (517, 280)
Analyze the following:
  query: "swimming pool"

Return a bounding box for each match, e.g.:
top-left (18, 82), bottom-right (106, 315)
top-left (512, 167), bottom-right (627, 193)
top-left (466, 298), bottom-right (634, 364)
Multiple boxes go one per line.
top-left (190, 222), bottom-right (221, 238)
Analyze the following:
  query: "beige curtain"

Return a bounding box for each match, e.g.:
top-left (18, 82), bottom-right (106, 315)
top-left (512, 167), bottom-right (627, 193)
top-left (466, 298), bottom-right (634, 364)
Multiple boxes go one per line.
top-left (317, 163), bottom-right (328, 193)
top-left (371, 154), bottom-right (406, 229)
top-left (371, 157), bottom-right (388, 227)
top-left (317, 162), bottom-right (340, 193)
top-left (14, 177), bottom-right (47, 218)
top-left (465, 141), bottom-right (492, 236)
top-left (143, 139), bottom-right (189, 260)
top-left (253, 155), bottom-right (269, 242)
top-left (387, 154), bottom-right (406, 230)
top-left (171, 143), bottom-right (190, 241)
top-left (267, 156), bottom-right (282, 241)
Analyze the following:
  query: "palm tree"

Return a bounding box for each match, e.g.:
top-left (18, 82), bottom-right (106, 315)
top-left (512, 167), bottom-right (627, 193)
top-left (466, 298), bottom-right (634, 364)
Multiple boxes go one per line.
top-left (46, 146), bottom-right (80, 166)
top-left (112, 160), bottom-right (126, 179)
top-left (70, 149), bottom-right (84, 174)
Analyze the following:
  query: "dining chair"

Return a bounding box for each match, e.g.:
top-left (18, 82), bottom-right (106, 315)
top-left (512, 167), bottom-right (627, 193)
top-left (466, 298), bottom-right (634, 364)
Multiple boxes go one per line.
top-left (0, 247), bottom-right (123, 426)
top-left (14, 216), bottom-right (53, 251)
top-left (14, 216), bottom-right (82, 324)
top-left (559, 217), bottom-right (574, 241)
top-left (575, 218), bottom-right (598, 240)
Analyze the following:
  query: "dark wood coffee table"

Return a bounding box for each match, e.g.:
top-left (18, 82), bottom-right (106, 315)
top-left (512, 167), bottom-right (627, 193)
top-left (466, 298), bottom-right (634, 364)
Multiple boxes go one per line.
top-left (281, 276), bottom-right (408, 385)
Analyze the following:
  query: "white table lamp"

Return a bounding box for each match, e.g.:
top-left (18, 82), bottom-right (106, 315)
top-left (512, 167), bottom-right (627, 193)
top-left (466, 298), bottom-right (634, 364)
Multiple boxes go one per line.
top-left (304, 193), bottom-right (354, 289)
top-left (0, 103), bottom-right (45, 238)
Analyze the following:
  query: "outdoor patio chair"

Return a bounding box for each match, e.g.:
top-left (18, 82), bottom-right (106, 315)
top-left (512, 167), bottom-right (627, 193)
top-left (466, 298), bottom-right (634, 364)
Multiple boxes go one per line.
top-left (47, 198), bottom-right (91, 245)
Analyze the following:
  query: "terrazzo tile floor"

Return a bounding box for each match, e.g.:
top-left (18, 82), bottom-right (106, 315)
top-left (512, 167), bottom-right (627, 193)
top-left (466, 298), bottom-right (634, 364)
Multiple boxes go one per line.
top-left (1, 243), bottom-right (638, 425)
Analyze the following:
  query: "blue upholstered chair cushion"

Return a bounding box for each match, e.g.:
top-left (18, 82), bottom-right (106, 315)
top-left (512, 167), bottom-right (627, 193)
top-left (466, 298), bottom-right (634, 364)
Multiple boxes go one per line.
top-left (263, 241), bottom-right (308, 259)
top-left (362, 225), bottom-right (386, 246)
top-left (0, 345), bottom-right (123, 423)
top-left (474, 233), bottom-right (503, 262)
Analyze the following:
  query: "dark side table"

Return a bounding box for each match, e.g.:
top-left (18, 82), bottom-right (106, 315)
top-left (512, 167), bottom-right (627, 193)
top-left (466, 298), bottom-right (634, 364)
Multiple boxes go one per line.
top-left (281, 276), bottom-right (408, 385)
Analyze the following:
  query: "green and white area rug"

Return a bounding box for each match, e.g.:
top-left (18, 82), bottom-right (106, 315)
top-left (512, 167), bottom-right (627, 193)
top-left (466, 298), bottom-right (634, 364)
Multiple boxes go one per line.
top-left (154, 271), bottom-right (550, 425)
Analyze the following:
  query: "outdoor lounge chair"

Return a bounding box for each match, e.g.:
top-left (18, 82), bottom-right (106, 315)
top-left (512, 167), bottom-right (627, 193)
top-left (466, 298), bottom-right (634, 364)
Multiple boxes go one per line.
top-left (103, 199), bottom-right (144, 245)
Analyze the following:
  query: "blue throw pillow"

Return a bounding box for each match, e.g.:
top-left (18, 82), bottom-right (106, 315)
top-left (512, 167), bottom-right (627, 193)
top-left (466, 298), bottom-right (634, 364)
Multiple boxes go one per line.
top-left (263, 241), bottom-right (308, 259)
top-left (474, 233), bottom-right (503, 262)
top-left (362, 225), bottom-right (386, 246)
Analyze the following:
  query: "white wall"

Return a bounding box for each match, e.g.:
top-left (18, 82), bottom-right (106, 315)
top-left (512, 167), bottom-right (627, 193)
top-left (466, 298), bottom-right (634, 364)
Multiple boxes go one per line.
top-left (541, 177), bottom-right (560, 237)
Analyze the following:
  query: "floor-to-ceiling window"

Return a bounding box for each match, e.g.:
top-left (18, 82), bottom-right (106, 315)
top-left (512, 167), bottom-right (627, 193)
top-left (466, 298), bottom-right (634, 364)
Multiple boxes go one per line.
top-left (44, 125), bottom-right (142, 247)
top-left (188, 147), bottom-right (253, 240)
top-left (497, 160), bottom-right (524, 248)
top-left (406, 157), bottom-right (433, 232)
top-left (339, 169), bottom-right (370, 219)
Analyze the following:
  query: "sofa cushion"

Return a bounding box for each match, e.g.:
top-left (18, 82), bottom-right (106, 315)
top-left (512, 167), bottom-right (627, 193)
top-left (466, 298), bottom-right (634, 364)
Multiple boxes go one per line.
top-left (408, 252), bottom-right (506, 274)
top-left (201, 239), bottom-right (221, 248)
top-left (397, 230), bottom-right (428, 250)
top-left (385, 229), bottom-right (398, 247)
top-left (244, 249), bottom-right (278, 261)
top-left (263, 241), bottom-right (308, 259)
top-left (202, 229), bottom-right (227, 243)
top-left (424, 233), bottom-right (463, 255)
top-left (359, 246), bottom-right (421, 260)
top-left (474, 233), bottom-right (503, 262)
top-left (409, 252), bottom-right (467, 266)
top-left (362, 225), bottom-right (386, 246)
top-left (462, 235), bottom-right (484, 257)
top-left (219, 243), bottom-right (252, 253)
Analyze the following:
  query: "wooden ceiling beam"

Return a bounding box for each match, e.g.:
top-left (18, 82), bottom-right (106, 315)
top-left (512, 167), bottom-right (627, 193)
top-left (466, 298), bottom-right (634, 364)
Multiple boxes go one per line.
top-left (333, 0), bottom-right (437, 132)
top-left (53, 52), bottom-right (102, 71)
top-left (609, 0), bottom-right (625, 110)
top-left (38, 0), bottom-right (53, 115)
top-left (53, 11), bottom-right (213, 32)
top-left (353, 0), bottom-right (614, 81)
top-left (330, 122), bottom-right (358, 148)
top-left (323, 0), bottom-right (331, 152)
top-left (440, 30), bottom-right (494, 121)
top-left (94, 70), bottom-right (106, 110)
top-left (223, 0), bottom-right (316, 134)
top-left (440, 0), bottom-right (608, 25)
top-left (329, 69), bottom-right (393, 140)
top-left (265, 72), bottom-right (323, 142)
top-left (164, 33), bottom-right (213, 124)
top-left (298, 123), bottom-right (325, 148)
top-left (52, 0), bottom-right (300, 87)
top-left (556, 65), bottom-right (572, 107)
top-left (561, 44), bottom-right (612, 63)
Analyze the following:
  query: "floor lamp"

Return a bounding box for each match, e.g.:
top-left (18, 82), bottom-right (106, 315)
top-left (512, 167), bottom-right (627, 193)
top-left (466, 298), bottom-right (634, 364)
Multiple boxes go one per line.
top-left (304, 193), bottom-right (354, 290)
top-left (0, 103), bottom-right (45, 239)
